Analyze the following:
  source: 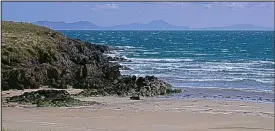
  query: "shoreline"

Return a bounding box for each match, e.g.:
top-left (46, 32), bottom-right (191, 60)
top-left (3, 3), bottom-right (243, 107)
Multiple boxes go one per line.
top-left (168, 87), bottom-right (275, 104)
top-left (2, 86), bottom-right (274, 104)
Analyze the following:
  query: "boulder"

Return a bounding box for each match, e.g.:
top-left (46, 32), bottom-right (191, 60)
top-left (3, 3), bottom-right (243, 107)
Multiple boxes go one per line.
top-left (130, 95), bottom-right (140, 100)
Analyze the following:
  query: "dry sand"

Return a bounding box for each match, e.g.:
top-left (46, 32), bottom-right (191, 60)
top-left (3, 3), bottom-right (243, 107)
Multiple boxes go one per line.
top-left (2, 89), bottom-right (274, 131)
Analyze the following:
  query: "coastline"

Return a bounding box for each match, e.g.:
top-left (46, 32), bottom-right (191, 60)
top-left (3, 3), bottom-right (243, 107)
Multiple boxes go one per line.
top-left (2, 21), bottom-right (274, 131)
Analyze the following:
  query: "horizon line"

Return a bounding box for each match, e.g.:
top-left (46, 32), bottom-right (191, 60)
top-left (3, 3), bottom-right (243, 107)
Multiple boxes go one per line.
top-left (4, 20), bottom-right (274, 29)
top-left (56, 29), bottom-right (275, 31)
top-left (34, 20), bottom-right (275, 29)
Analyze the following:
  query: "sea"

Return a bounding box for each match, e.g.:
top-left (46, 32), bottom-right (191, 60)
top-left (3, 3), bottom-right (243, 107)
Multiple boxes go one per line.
top-left (60, 30), bottom-right (274, 101)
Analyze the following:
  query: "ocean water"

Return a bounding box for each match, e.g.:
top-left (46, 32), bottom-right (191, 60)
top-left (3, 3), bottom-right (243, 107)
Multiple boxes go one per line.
top-left (60, 30), bottom-right (274, 93)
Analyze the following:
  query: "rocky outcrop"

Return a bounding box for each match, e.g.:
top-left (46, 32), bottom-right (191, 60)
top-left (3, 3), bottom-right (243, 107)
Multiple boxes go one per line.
top-left (2, 21), bottom-right (181, 97)
top-left (6, 90), bottom-right (99, 107)
top-left (76, 75), bottom-right (181, 97)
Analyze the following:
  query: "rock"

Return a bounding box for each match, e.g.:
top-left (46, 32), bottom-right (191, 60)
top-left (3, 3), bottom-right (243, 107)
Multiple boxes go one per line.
top-left (7, 89), bottom-right (99, 107)
top-left (166, 88), bottom-right (183, 94)
top-left (130, 95), bottom-right (140, 100)
top-left (136, 77), bottom-right (146, 86)
top-left (131, 75), bottom-right (137, 81)
top-left (120, 66), bottom-right (132, 70)
top-left (107, 56), bottom-right (130, 62)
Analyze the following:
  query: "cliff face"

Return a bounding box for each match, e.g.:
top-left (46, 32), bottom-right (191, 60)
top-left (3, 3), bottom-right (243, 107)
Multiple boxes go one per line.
top-left (1, 21), bottom-right (179, 96)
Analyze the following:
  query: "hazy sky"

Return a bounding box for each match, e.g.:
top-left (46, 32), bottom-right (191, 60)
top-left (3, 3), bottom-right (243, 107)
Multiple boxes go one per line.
top-left (2, 2), bottom-right (274, 28)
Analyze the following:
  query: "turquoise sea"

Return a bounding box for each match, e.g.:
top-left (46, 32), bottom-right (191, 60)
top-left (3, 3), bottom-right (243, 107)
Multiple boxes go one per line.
top-left (60, 30), bottom-right (274, 93)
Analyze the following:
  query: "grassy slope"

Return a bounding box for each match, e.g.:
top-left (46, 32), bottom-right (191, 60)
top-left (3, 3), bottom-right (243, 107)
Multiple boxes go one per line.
top-left (2, 21), bottom-right (65, 65)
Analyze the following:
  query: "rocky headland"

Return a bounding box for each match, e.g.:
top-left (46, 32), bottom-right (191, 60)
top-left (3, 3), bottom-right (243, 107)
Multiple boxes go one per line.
top-left (1, 21), bottom-right (181, 107)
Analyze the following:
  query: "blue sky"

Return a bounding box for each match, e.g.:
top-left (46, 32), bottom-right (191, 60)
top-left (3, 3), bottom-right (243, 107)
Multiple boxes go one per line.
top-left (2, 2), bottom-right (274, 28)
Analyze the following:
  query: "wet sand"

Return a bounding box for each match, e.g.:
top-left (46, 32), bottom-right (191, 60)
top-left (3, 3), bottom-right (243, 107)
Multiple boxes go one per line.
top-left (168, 87), bottom-right (275, 103)
top-left (2, 91), bottom-right (274, 131)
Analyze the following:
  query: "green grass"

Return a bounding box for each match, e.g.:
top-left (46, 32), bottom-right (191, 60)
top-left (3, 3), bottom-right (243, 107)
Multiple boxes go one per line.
top-left (2, 21), bottom-right (65, 65)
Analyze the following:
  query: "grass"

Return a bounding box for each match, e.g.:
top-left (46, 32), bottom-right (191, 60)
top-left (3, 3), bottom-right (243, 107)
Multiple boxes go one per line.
top-left (1, 21), bottom-right (65, 65)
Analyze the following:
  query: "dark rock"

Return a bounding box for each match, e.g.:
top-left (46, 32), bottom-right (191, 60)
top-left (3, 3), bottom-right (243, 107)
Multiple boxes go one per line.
top-left (136, 77), bottom-right (146, 86)
top-left (120, 66), bottom-right (132, 70)
top-left (131, 75), bottom-right (137, 81)
top-left (264, 99), bottom-right (270, 101)
top-left (130, 95), bottom-right (140, 100)
top-left (166, 88), bottom-right (182, 94)
top-left (258, 97), bottom-right (262, 101)
top-left (107, 56), bottom-right (130, 62)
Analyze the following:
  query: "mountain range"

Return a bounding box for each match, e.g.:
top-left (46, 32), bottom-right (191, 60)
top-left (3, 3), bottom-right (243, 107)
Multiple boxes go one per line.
top-left (33, 20), bottom-right (273, 31)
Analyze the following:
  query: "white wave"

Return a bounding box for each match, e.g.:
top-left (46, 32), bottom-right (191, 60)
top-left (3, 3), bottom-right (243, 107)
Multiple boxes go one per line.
top-left (134, 49), bottom-right (151, 52)
top-left (121, 39), bottom-right (130, 42)
top-left (173, 78), bottom-right (273, 84)
top-left (220, 49), bottom-right (229, 53)
top-left (121, 55), bottom-right (128, 59)
top-left (132, 54), bottom-right (141, 57)
top-left (193, 53), bottom-right (209, 56)
top-left (231, 78), bottom-right (274, 84)
top-left (163, 51), bottom-right (177, 53)
top-left (128, 58), bottom-right (194, 62)
top-left (258, 61), bottom-right (275, 64)
top-left (115, 46), bottom-right (138, 49)
top-left (172, 86), bottom-right (274, 93)
top-left (143, 52), bottom-right (160, 55)
top-left (104, 53), bottom-right (117, 58)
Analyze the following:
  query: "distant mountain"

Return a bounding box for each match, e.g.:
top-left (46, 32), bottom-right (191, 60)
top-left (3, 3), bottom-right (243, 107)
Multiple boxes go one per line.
top-left (198, 24), bottom-right (273, 31)
top-left (33, 21), bottom-right (99, 30)
top-left (109, 20), bottom-right (189, 30)
top-left (32, 20), bottom-right (273, 31)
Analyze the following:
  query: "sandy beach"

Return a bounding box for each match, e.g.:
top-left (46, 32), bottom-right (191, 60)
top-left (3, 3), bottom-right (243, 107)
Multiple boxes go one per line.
top-left (2, 89), bottom-right (274, 131)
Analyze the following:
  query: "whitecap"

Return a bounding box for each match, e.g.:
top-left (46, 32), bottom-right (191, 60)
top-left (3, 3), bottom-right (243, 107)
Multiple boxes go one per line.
top-left (128, 58), bottom-right (194, 62)
top-left (143, 52), bottom-right (160, 55)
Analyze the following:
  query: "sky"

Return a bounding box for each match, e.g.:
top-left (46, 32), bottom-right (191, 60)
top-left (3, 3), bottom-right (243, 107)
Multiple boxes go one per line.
top-left (2, 2), bottom-right (274, 28)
